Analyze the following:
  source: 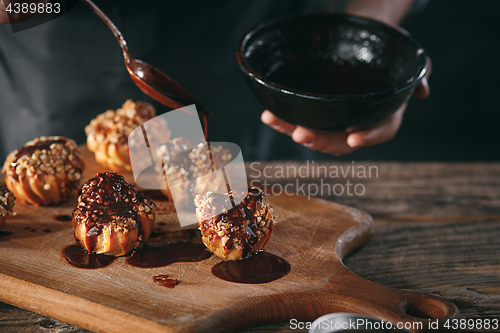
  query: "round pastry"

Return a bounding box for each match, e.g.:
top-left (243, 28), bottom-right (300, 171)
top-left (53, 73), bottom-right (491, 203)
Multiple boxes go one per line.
top-left (0, 184), bottom-right (15, 230)
top-left (85, 99), bottom-right (169, 172)
top-left (72, 172), bottom-right (156, 256)
top-left (2, 136), bottom-right (84, 206)
top-left (158, 139), bottom-right (231, 207)
top-left (195, 188), bottom-right (276, 261)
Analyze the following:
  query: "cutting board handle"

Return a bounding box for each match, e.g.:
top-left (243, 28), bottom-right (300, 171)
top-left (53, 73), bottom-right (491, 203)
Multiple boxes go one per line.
top-left (197, 276), bottom-right (458, 333)
top-left (315, 266), bottom-right (460, 332)
top-left (197, 197), bottom-right (460, 333)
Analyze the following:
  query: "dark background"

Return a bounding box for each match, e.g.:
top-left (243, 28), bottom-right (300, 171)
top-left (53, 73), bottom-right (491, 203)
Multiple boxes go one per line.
top-left (1, 0), bottom-right (498, 161)
top-left (135, 0), bottom-right (500, 162)
top-left (157, 0), bottom-right (500, 162)
top-left (346, 0), bottom-right (500, 161)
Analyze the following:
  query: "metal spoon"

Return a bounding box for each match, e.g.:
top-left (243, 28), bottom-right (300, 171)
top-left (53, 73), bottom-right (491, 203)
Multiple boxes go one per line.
top-left (81, 0), bottom-right (210, 115)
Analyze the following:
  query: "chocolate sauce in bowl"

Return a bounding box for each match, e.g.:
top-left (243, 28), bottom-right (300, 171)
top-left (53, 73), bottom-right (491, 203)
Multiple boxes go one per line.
top-left (212, 252), bottom-right (290, 284)
top-left (266, 59), bottom-right (394, 96)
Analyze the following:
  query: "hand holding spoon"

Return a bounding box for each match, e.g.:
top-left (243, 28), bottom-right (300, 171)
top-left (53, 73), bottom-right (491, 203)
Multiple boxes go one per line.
top-left (81, 0), bottom-right (210, 115)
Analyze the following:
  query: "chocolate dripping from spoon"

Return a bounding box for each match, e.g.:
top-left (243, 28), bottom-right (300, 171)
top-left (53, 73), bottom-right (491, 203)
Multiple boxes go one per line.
top-left (81, 0), bottom-right (211, 139)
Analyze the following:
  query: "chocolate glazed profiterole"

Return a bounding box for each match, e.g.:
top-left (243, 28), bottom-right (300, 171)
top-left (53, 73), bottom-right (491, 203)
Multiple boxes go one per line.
top-left (2, 136), bottom-right (84, 206)
top-left (156, 138), bottom-right (232, 206)
top-left (0, 184), bottom-right (15, 231)
top-left (72, 172), bottom-right (156, 256)
top-left (85, 100), bottom-right (170, 172)
top-left (195, 188), bottom-right (277, 261)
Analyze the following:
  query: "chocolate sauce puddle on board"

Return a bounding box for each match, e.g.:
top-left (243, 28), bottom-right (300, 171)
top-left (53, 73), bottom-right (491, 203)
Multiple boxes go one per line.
top-left (153, 274), bottom-right (180, 288)
top-left (127, 242), bottom-right (211, 268)
top-left (139, 190), bottom-right (167, 202)
top-left (212, 252), bottom-right (290, 284)
top-left (54, 214), bottom-right (72, 222)
top-left (62, 230), bottom-right (211, 270)
top-left (62, 245), bottom-right (116, 269)
top-left (0, 230), bottom-right (13, 237)
top-left (127, 229), bottom-right (212, 268)
top-left (62, 225), bottom-right (289, 285)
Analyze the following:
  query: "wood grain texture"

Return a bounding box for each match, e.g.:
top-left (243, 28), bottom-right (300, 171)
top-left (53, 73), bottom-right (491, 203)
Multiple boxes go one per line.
top-left (6, 160), bottom-right (497, 332)
top-left (0, 152), bottom-right (459, 332)
top-left (246, 162), bottom-right (500, 221)
top-left (246, 162), bottom-right (500, 332)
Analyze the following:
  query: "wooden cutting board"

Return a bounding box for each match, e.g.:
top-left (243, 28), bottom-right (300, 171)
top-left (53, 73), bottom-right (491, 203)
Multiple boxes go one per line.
top-left (0, 148), bottom-right (458, 333)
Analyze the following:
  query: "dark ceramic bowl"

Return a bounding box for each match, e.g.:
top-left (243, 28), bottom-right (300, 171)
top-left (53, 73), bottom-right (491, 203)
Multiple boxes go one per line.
top-left (236, 13), bottom-right (428, 132)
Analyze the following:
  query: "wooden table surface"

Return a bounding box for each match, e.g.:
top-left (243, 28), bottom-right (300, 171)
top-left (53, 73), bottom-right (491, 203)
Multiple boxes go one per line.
top-left (1, 161), bottom-right (499, 332)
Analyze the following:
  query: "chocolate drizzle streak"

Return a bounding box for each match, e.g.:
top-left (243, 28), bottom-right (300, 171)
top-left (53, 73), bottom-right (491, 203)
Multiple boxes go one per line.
top-left (13, 138), bottom-right (67, 159)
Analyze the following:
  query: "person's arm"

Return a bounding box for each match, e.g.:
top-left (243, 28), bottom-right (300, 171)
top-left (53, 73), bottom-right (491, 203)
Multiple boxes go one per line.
top-left (261, 0), bottom-right (430, 156)
top-left (0, 0), bottom-right (10, 23)
top-left (340, 0), bottom-right (415, 25)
